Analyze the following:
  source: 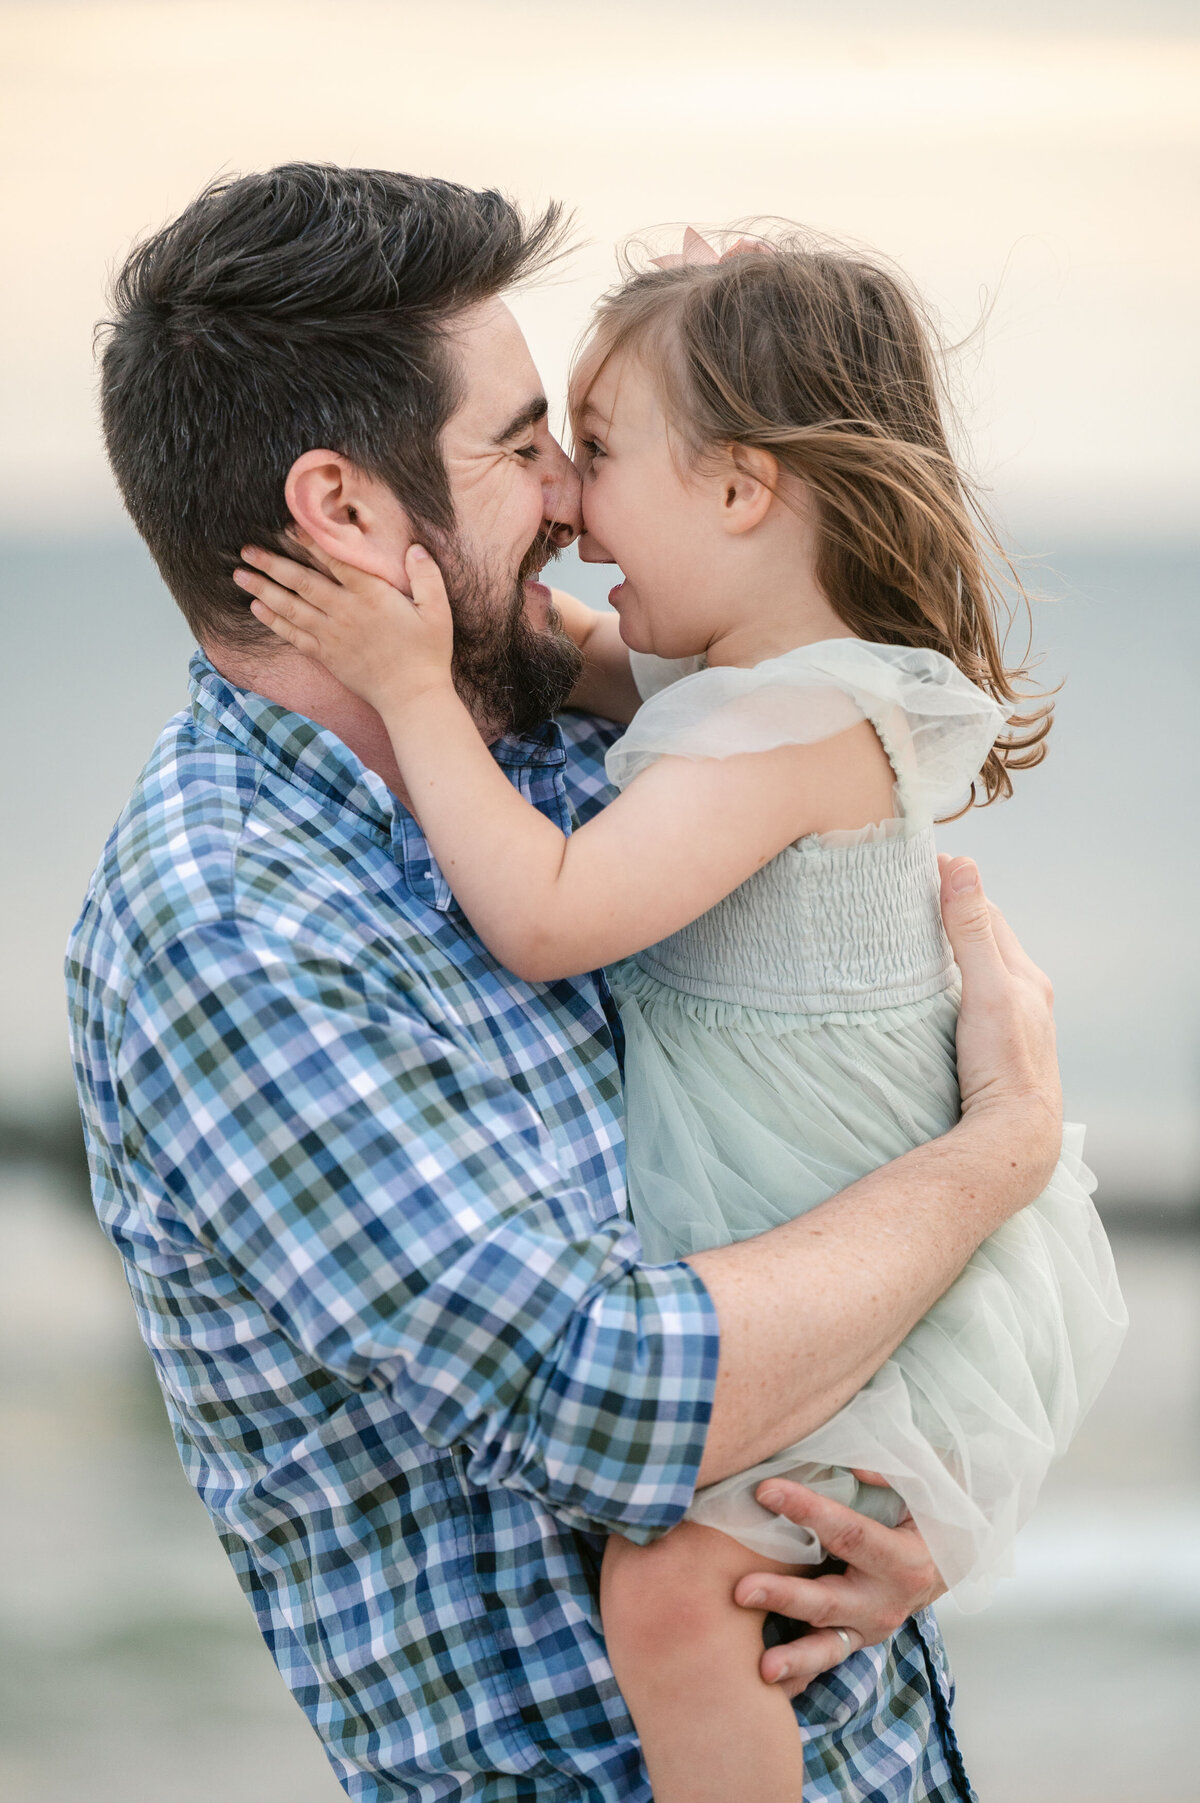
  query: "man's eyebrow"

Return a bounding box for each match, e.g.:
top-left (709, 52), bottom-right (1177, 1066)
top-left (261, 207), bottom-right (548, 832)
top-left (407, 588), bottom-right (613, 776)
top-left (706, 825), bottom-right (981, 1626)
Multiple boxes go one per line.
top-left (491, 396), bottom-right (549, 445)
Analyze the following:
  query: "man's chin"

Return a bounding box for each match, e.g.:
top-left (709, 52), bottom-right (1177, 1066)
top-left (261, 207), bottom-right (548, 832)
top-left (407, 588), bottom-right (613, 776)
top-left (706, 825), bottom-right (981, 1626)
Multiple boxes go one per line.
top-left (511, 638), bottom-right (583, 735)
top-left (436, 534), bottom-right (580, 736)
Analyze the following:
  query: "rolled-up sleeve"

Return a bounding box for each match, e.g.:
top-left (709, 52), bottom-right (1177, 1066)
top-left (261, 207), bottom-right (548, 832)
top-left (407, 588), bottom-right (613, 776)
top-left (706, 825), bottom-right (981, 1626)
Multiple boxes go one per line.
top-left (116, 919), bottom-right (718, 1539)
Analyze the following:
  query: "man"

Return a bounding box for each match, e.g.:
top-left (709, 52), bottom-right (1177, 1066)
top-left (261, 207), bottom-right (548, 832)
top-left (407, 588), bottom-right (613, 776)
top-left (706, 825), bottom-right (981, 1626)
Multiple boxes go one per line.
top-left (68, 164), bottom-right (1060, 1802)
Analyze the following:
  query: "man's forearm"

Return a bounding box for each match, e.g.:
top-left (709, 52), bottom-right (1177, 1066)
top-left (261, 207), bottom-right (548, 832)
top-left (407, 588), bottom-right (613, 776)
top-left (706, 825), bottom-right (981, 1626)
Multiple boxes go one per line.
top-left (690, 1109), bottom-right (1043, 1486)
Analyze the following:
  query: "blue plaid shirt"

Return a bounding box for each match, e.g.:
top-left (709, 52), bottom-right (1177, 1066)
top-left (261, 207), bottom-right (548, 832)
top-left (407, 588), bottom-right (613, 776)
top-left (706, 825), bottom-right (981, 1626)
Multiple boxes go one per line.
top-left (66, 654), bottom-right (971, 1803)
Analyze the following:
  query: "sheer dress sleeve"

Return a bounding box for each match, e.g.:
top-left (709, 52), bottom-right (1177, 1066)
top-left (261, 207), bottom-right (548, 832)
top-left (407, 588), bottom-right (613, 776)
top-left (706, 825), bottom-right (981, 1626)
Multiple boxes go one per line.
top-left (609, 639), bottom-right (1004, 824)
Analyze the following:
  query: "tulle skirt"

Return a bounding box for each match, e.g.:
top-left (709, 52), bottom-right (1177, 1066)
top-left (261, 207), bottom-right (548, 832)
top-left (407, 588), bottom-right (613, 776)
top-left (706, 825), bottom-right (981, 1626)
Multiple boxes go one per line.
top-left (611, 963), bottom-right (1128, 1610)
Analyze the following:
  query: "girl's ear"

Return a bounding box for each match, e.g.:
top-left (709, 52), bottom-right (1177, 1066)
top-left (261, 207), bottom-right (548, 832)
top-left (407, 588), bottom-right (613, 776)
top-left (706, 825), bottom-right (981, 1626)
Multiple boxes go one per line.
top-left (718, 445), bottom-right (779, 535)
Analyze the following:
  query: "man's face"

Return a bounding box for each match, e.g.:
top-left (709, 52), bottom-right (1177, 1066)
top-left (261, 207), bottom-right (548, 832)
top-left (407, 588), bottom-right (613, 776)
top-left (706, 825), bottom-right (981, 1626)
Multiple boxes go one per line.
top-left (433, 299), bottom-right (584, 737)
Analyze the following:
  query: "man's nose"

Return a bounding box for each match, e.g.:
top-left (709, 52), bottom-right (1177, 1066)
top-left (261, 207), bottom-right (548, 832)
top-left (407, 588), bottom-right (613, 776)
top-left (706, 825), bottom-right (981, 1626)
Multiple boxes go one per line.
top-left (541, 435), bottom-right (582, 548)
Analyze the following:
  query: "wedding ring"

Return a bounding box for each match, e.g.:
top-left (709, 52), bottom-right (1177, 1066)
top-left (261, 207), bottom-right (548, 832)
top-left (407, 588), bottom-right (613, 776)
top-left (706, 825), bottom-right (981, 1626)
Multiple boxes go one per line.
top-left (833, 1627), bottom-right (855, 1658)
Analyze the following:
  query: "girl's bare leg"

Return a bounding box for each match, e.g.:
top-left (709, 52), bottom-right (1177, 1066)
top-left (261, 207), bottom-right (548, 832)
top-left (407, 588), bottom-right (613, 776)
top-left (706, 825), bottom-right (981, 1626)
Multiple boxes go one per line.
top-left (601, 1520), bottom-right (806, 1803)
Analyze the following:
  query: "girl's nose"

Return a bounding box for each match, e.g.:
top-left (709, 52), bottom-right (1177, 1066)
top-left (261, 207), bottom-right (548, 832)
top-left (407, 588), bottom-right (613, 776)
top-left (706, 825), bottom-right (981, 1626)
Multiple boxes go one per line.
top-left (576, 528), bottom-right (616, 565)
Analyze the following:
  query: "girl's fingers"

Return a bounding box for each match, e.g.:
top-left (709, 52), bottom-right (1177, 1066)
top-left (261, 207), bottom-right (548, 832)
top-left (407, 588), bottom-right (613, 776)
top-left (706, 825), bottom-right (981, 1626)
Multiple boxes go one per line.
top-left (248, 598), bottom-right (321, 660)
top-left (240, 545), bottom-right (336, 613)
top-left (242, 542), bottom-right (433, 621)
top-left (405, 545), bottom-right (451, 612)
top-left (313, 546), bottom-right (410, 599)
top-left (234, 568), bottom-right (326, 630)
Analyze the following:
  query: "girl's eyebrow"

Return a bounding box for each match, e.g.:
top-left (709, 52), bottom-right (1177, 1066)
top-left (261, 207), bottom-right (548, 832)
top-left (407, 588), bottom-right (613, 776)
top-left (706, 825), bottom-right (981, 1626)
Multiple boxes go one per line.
top-left (572, 397), bottom-right (608, 428)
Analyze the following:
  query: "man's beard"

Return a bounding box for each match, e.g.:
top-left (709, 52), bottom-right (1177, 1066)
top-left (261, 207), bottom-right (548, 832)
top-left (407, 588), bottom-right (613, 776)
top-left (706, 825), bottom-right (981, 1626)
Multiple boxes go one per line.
top-left (428, 530), bottom-right (584, 738)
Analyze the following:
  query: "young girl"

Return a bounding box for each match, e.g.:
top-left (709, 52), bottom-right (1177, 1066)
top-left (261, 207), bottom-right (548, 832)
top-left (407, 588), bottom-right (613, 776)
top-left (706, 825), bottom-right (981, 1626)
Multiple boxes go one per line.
top-left (237, 229), bottom-right (1127, 1803)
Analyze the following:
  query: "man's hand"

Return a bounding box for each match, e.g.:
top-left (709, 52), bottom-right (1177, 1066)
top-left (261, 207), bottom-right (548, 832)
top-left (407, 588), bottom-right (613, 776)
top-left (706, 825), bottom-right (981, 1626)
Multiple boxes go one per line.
top-left (940, 853), bottom-right (1061, 1193)
top-left (733, 1479), bottom-right (945, 1697)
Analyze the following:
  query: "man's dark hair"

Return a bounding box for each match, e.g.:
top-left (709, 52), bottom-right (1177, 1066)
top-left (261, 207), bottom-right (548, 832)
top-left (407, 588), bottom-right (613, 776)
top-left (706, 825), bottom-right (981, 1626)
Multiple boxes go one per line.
top-left (98, 164), bottom-right (569, 647)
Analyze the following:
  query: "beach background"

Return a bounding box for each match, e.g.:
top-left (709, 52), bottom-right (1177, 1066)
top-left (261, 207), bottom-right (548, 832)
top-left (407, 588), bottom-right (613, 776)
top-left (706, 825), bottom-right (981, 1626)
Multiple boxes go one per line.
top-left (1, 2), bottom-right (1197, 1799)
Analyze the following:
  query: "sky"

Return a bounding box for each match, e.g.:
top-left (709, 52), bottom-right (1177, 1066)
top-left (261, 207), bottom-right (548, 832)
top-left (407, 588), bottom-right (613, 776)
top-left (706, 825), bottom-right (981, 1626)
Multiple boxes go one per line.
top-left (1, 0), bottom-right (1197, 542)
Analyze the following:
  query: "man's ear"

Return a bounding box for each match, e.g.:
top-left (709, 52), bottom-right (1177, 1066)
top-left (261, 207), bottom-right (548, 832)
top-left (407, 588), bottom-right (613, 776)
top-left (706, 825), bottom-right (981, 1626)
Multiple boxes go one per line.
top-left (284, 449), bottom-right (412, 581)
top-left (718, 445), bottom-right (779, 536)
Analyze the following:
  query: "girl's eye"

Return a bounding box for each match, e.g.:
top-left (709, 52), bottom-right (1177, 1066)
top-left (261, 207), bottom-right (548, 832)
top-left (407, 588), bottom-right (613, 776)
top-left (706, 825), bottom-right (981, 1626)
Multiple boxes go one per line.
top-left (578, 438), bottom-right (606, 460)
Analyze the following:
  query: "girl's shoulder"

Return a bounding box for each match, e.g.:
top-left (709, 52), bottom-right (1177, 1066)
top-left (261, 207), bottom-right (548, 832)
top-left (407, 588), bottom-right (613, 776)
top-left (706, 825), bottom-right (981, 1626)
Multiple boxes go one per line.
top-left (754, 637), bottom-right (1004, 722)
top-left (610, 638), bottom-right (1005, 821)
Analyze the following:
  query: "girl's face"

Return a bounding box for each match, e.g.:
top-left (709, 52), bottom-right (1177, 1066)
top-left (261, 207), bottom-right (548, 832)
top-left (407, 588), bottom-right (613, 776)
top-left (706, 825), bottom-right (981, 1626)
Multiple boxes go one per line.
top-left (571, 341), bottom-right (740, 660)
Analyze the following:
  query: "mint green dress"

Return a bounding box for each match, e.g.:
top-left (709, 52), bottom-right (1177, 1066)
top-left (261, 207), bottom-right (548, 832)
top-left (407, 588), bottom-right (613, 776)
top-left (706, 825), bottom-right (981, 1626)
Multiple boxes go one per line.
top-left (606, 639), bottom-right (1127, 1609)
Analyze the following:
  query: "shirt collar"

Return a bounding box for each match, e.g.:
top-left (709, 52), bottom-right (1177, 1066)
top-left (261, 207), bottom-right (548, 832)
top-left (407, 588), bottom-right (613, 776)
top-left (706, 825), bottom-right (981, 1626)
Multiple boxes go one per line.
top-left (188, 651), bottom-right (569, 915)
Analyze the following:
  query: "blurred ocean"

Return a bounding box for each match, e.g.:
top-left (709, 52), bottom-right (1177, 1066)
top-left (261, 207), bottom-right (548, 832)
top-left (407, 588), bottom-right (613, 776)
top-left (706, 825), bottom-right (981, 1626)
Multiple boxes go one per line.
top-left (1, 531), bottom-right (1198, 1801)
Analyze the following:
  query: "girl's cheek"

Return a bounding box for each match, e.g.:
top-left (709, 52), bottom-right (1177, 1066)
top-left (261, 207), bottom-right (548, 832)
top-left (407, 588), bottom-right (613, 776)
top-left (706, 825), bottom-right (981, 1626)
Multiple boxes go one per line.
top-left (604, 476), bottom-right (645, 543)
top-left (581, 489), bottom-right (615, 545)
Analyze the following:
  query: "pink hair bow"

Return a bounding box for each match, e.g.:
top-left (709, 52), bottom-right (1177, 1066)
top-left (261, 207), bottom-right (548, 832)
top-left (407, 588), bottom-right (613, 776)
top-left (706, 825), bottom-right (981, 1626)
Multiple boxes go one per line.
top-left (650, 227), bottom-right (771, 270)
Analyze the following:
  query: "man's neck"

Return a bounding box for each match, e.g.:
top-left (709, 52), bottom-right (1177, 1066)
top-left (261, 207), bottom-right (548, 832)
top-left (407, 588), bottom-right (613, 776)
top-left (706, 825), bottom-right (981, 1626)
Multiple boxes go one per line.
top-left (206, 640), bottom-right (496, 816)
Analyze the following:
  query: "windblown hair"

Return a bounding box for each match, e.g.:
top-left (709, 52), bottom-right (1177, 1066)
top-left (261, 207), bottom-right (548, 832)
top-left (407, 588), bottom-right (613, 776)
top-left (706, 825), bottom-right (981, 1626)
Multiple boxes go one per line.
top-left (576, 227), bottom-right (1051, 807)
top-left (98, 164), bottom-right (570, 647)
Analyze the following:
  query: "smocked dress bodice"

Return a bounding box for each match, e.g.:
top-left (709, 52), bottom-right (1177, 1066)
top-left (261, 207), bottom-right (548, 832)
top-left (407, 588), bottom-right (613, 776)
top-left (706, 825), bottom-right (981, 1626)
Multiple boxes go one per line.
top-left (608, 638), bottom-right (1002, 1017)
top-left (634, 825), bottom-right (952, 1014)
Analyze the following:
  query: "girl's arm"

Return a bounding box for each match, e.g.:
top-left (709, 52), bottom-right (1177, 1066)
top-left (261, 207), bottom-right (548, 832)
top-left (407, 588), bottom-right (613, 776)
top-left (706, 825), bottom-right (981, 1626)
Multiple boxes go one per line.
top-left (237, 545), bottom-right (893, 982)
top-left (550, 589), bottom-right (642, 724)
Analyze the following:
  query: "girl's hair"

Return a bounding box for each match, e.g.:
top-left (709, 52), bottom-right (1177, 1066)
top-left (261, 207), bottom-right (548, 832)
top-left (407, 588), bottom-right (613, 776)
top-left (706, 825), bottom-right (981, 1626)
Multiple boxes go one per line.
top-left (575, 227), bottom-right (1051, 808)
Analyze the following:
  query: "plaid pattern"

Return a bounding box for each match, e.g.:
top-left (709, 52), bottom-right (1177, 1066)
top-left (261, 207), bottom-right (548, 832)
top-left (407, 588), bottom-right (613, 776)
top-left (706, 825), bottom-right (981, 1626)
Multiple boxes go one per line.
top-left (66, 653), bottom-right (972, 1802)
